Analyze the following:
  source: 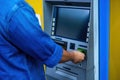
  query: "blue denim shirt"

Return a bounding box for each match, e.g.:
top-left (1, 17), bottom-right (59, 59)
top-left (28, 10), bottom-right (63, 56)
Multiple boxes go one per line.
top-left (0, 0), bottom-right (63, 80)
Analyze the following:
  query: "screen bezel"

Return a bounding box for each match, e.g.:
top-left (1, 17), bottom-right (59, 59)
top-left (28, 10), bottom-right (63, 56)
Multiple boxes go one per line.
top-left (51, 5), bottom-right (90, 43)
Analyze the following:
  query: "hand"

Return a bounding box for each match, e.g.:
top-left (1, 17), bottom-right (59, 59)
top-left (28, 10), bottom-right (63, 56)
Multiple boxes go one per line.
top-left (70, 51), bottom-right (85, 64)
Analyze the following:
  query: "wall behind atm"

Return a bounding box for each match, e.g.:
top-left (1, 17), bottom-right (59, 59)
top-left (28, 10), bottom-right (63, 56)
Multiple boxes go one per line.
top-left (110, 0), bottom-right (120, 80)
top-left (22, 0), bottom-right (120, 80)
top-left (26, 0), bottom-right (44, 29)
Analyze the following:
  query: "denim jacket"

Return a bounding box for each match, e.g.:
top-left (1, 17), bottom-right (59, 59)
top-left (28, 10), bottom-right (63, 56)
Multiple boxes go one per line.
top-left (0, 0), bottom-right (63, 80)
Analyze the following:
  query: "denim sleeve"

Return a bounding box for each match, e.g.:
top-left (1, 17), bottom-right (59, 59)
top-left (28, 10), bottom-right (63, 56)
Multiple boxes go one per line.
top-left (7, 4), bottom-right (63, 67)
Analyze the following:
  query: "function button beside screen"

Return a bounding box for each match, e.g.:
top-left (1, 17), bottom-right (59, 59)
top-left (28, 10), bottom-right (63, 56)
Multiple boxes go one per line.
top-left (51, 32), bottom-right (54, 35)
top-left (86, 38), bottom-right (88, 42)
top-left (87, 27), bottom-right (90, 32)
top-left (52, 27), bottom-right (55, 30)
top-left (53, 18), bottom-right (56, 22)
top-left (87, 33), bottom-right (89, 37)
top-left (52, 23), bottom-right (55, 26)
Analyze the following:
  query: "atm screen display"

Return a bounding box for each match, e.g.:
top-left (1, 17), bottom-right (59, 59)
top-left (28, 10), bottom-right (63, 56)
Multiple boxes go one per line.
top-left (54, 7), bottom-right (90, 42)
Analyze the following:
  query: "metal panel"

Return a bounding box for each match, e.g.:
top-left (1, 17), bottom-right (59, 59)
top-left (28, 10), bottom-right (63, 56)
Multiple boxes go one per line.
top-left (92, 0), bottom-right (99, 80)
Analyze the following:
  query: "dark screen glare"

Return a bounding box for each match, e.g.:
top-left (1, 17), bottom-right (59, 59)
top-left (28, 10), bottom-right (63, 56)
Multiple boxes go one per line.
top-left (55, 7), bottom-right (90, 42)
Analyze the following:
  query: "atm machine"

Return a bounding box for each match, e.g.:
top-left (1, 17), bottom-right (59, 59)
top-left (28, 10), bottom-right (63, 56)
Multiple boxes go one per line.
top-left (43, 0), bottom-right (98, 80)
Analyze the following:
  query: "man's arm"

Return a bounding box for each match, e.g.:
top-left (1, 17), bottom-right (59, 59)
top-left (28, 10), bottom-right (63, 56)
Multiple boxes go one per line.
top-left (7, 2), bottom-right (85, 67)
top-left (60, 49), bottom-right (85, 63)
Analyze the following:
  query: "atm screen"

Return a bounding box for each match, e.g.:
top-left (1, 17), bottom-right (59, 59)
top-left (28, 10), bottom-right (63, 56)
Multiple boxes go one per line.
top-left (54, 6), bottom-right (90, 42)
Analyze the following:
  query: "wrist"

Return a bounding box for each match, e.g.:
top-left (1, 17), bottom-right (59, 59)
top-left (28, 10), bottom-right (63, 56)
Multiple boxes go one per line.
top-left (68, 51), bottom-right (74, 62)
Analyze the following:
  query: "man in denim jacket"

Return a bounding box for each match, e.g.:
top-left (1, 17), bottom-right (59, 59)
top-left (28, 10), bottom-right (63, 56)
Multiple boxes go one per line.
top-left (0, 0), bottom-right (85, 80)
